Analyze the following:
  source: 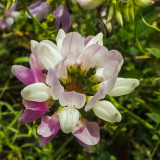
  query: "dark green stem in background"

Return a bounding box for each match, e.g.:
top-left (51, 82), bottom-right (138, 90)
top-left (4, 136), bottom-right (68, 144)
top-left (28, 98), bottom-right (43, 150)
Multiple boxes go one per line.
top-left (109, 96), bottom-right (155, 131)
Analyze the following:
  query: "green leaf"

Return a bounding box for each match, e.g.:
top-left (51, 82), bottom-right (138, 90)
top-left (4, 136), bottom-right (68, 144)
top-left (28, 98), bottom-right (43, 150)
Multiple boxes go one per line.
top-left (6, 0), bottom-right (16, 9)
top-left (146, 47), bottom-right (160, 58)
top-left (13, 57), bottom-right (29, 64)
top-left (152, 134), bottom-right (159, 140)
top-left (146, 112), bottom-right (160, 124)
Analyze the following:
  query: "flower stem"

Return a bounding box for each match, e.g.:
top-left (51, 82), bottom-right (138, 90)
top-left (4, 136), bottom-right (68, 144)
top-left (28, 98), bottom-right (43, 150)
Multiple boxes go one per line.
top-left (52, 136), bottom-right (74, 159)
top-left (21, 0), bottom-right (54, 39)
top-left (109, 96), bottom-right (155, 131)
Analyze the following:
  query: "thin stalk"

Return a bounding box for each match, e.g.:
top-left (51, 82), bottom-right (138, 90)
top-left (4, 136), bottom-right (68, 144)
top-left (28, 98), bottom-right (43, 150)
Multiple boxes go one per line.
top-left (109, 96), bottom-right (155, 131)
top-left (21, 0), bottom-right (54, 39)
top-left (52, 136), bottom-right (74, 159)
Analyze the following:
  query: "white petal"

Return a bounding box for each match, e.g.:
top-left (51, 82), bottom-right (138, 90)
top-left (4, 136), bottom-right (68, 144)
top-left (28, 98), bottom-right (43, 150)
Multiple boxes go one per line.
top-left (108, 78), bottom-right (139, 96)
top-left (59, 107), bottom-right (79, 133)
top-left (21, 83), bottom-right (51, 102)
top-left (38, 42), bottom-right (62, 70)
top-left (6, 17), bottom-right (14, 26)
top-left (85, 32), bottom-right (103, 48)
top-left (31, 40), bottom-right (39, 50)
top-left (11, 11), bottom-right (20, 18)
top-left (56, 29), bottom-right (66, 51)
top-left (93, 101), bottom-right (121, 123)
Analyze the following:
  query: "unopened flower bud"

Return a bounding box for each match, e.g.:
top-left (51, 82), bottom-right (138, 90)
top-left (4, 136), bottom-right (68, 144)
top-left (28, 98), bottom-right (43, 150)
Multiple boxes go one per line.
top-left (93, 101), bottom-right (122, 123)
top-left (134, 0), bottom-right (154, 7)
top-left (108, 78), bottom-right (139, 96)
top-left (115, 7), bottom-right (123, 26)
top-left (59, 106), bottom-right (79, 133)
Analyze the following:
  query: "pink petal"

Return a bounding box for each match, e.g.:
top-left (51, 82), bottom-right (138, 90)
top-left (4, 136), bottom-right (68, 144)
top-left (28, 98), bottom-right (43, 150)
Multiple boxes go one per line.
top-left (37, 115), bottom-right (60, 137)
top-left (84, 36), bottom-right (94, 46)
top-left (46, 69), bottom-right (64, 100)
top-left (61, 32), bottom-right (84, 57)
top-left (72, 119), bottom-right (100, 146)
top-left (80, 44), bottom-right (109, 69)
top-left (77, 139), bottom-right (92, 152)
top-left (40, 134), bottom-right (56, 147)
top-left (103, 61), bottom-right (120, 93)
top-left (59, 91), bottom-right (86, 109)
top-left (18, 109), bottom-right (46, 123)
top-left (11, 65), bottom-right (36, 85)
top-left (29, 54), bottom-right (45, 82)
top-left (22, 99), bottom-right (49, 111)
top-left (85, 83), bottom-right (106, 111)
top-left (108, 50), bottom-right (123, 67)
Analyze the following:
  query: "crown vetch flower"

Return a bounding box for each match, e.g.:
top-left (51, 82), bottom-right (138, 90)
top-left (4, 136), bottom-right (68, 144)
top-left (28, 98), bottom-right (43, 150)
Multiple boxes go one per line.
top-left (12, 29), bottom-right (139, 149)
top-left (54, 5), bottom-right (71, 32)
top-left (26, 0), bottom-right (50, 21)
top-left (0, 2), bottom-right (20, 29)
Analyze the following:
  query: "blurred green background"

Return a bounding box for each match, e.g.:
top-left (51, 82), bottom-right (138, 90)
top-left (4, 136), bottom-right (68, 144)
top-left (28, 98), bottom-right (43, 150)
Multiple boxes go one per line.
top-left (0, 0), bottom-right (160, 160)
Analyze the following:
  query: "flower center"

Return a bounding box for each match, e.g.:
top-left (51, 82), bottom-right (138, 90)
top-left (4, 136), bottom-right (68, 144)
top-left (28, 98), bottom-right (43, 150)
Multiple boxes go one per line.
top-left (59, 65), bottom-right (102, 95)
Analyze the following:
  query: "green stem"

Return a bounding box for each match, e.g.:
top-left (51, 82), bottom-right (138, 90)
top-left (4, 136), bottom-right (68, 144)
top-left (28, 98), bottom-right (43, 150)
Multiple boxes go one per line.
top-left (52, 136), bottom-right (74, 159)
top-left (21, 0), bottom-right (52, 36)
top-left (109, 96), bottom-right (155, 131)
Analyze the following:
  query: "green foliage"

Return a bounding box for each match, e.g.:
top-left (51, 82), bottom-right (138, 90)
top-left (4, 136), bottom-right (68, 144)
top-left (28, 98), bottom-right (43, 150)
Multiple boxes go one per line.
top-left (0, 0), bottom-right (160, 160)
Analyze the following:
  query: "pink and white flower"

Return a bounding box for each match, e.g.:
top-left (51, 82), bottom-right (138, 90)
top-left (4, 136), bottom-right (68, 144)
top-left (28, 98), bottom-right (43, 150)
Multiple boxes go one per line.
top-left (12, 29), bottom-right (139, 148)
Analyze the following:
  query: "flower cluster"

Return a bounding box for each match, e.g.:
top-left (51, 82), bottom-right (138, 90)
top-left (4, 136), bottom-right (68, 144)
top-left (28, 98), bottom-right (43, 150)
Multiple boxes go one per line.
top-left (0, 2), bottom-right (20, 29)
top-left (12, 30), bottom-right (139, 149)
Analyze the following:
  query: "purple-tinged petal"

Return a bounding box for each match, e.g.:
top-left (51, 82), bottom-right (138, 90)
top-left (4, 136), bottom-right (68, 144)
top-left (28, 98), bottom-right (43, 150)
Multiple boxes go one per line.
top-left (103, 61), bottom-right (119, 80)
top-left (59, 91), bottom-right (86, 109)
top-left (84, 36), bottom-right (94, 46)
top-left (103, 61), bottom-right (120, 93)
top-left (12, 65), bottom-right (36, 85)
top-left (54, 5), bottom-right (71, 32)
top-left (46, 69), bottom-right (64, 100)
top-left (61, 32), bottom-right (84, 57)
top-left (73, 119), bottom-right (100, 146)
top-left (85, 32), bottom-right (103, 48)
top-left (27, 1), bottom-right (50, 21)
top-left (77, 139), bottom-right (92, 152)
top-left (108, 50), bottom-right (123, 68)
top-left (29, 54), bottom-right (45, 82)
top-left (19, 109), bottom-right (46, 123)
top-left (85, 83), bottom-right (106, 111)
top-left (40, 134), bottom-right (55, 147)
top-left (22, 99), bottom-right (49, 111)
top-left (37, 115), bottom-right (60, 137)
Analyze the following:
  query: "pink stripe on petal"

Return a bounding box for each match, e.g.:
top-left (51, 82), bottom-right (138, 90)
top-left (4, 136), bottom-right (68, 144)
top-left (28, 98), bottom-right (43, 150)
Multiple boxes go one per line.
top-left (18, 109), bottom-right (46, 123)
top-left (46, 69), bottom-right (64, 100)
top-left (73, 119), bottom-right (100, 146)
top-left (85, 83), bottom-right (106, 111)
top-left (61, 32), bottom-right (84, 57)
top-left (37, 115), bottom-right (60, 137)
top-left (59, 91), bottom-right (86, 109)
top-left (29, 54), bottom-right (45, 82)
top-left (84, 36), bottom-right (94, 46)
top-left (22, 99), bottom-right (49, 111)
top-left (12, 65), bottom-right (36, 85)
